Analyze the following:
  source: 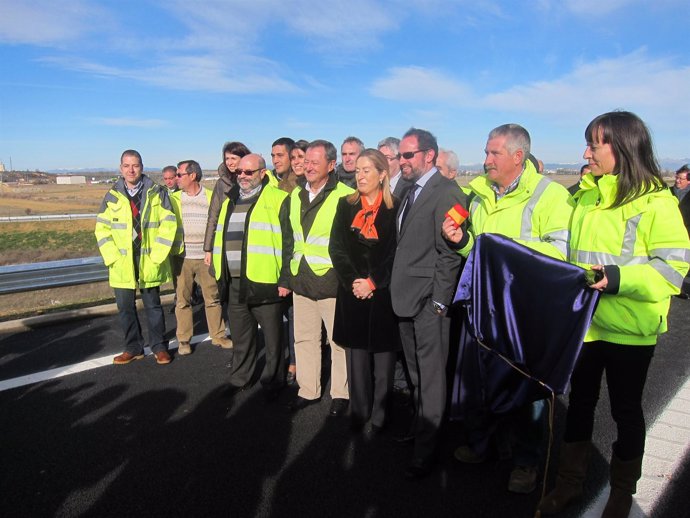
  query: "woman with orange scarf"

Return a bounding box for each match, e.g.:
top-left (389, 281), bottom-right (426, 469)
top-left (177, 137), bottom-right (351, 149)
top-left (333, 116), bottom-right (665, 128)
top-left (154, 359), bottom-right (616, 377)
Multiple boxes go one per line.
top-left (329, 148), bottom-right (401, 433)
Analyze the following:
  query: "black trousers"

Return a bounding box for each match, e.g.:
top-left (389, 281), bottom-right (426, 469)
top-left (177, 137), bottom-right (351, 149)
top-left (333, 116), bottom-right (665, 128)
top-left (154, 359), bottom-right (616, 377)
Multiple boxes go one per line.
top-left (346, 348), bottom-right (397, 427)
top-left (227, 280), bottom-right (285, 390)
top-left (564, 340), bottom-right (654, 460)
top-left (399, 300), bottom-right (450, 461)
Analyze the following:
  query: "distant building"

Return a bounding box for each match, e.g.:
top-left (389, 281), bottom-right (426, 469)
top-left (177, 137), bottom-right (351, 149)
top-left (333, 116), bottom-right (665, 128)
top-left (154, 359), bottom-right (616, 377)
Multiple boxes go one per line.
top-left (0, 162), bottom-right (5, 172)
top-left (56, 175), bottom-right (86, 185)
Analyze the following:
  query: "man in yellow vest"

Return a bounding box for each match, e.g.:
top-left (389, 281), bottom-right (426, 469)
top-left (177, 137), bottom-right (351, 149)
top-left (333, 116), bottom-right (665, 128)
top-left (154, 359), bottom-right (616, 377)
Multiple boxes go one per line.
top-left (442, 124), bottom-right (574, 494)
top-left (170, 160), bottom-right (232, 355)
top-left (95, 149), bottom-right (177, 365)
top-left (212, 153), bottom-right (293, 399)
top-left (287, 140), bottom-right (354, 414)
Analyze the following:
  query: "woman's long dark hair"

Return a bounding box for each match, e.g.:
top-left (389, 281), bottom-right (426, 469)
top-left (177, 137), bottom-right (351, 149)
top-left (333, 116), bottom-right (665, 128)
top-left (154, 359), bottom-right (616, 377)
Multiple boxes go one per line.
top-left (585, 111), bottom-right (665, 208)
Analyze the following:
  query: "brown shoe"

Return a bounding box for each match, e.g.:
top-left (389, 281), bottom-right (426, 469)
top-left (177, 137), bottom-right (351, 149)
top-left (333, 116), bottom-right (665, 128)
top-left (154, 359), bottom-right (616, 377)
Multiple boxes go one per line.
top-left (153, 350), bottom-right (172, 365)
top-left (113, 351), bottom-right (144, 365)
top-left (177, 342), bottom-right (192, 356)
top-left (212, 337), bottom-right (233, 349)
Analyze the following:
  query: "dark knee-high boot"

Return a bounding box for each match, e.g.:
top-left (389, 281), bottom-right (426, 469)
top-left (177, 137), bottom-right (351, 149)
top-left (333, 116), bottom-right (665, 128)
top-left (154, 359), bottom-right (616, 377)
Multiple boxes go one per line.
top-left (601, 454), bottom-right (642, 518)
top-left (538, 441), bottom-right (591, 515)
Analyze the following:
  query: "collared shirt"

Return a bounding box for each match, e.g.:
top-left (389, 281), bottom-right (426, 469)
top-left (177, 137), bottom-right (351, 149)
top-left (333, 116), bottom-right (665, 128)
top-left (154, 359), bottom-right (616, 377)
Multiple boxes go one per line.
top-left (674, 185), bottom-right (690, 203)
top-left (390, 170), bottom-right (402, 192)
top-left (412, 167), bottom-right (438, 202)
top-left (125, 180), bottom-right (143, 198)
top-left (491, 171), bottom-right (523, 201)
top-left (398, 167), bottom-right (438, 228)
top-left (306, 181), bottom-right (327, 202)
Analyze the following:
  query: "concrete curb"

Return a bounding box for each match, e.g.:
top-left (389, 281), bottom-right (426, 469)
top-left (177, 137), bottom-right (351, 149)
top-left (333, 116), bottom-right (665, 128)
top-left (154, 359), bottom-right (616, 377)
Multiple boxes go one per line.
top-left (0, 293), bottom-right (175, 334)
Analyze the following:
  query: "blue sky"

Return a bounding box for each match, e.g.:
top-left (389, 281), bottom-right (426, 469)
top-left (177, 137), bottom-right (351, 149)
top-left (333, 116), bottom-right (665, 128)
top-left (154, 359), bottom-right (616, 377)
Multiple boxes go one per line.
top-left (1, 0), bottom-right (689, 171)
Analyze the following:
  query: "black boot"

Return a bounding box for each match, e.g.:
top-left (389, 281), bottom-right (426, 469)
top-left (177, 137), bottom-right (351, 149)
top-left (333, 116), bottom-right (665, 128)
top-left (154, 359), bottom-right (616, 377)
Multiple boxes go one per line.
top-left (538, 441), bottom-right (591, 515)
top-left (601, 454), bottom-right (642, 518)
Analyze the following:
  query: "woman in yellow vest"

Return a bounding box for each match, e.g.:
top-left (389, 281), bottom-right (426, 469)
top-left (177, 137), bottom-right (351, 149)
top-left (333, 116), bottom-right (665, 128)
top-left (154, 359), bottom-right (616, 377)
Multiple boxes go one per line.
top-left (540, 112), bottom-right (690, 517)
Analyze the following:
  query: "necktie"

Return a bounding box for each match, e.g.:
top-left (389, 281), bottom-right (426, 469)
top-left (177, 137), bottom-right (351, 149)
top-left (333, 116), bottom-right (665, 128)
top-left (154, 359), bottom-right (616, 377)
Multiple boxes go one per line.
top-left (400, 184), bottom-right (418, 227)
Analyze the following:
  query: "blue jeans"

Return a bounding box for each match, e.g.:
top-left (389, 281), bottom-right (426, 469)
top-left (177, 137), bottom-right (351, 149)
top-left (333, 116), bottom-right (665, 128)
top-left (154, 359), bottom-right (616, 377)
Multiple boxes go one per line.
top-left (114, 287), bottom-right (167, 354)
top-left (513, 399), bottom-right (546, 467)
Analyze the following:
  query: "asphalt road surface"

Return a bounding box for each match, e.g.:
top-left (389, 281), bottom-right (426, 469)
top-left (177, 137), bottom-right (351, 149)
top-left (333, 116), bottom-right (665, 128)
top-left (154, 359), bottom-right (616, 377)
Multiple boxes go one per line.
top-left (1, 300), bottom-right (688, 518)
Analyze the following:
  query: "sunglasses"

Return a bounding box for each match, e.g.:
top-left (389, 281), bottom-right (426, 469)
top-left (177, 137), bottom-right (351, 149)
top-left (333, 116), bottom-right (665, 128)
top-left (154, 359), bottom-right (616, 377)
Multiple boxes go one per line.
top-left (400, 149), bottom-right (428, 160)
top-left (236, 167), bottom-right (263, 176)
top-left (175, 172), bottom-right (192, 178)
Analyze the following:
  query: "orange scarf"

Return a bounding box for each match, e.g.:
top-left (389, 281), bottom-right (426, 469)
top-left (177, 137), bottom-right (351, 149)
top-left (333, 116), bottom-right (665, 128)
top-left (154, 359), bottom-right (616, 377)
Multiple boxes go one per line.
top-left (351, 190), bottom-right (383, 241)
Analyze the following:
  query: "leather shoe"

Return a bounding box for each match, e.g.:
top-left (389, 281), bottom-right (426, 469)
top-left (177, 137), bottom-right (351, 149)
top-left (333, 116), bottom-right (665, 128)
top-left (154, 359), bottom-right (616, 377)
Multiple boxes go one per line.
top-left (404, 458), bottom-right (433, 480)
top-left (329, 398), bottom-right (349, 417)
top-left (113, 351), bottom-right (144, 365)
top-left (153, 350), bottom-right (172, 365)
top-left (288, 396), bottom-right (320, 411)
top-left (212, 337), bottom-right (234, 349)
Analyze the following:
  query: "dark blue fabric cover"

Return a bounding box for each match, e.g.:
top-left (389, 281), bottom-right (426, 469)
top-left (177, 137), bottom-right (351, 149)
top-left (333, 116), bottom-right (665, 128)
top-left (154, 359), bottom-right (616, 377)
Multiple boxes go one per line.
top-left (450, 233), bottom-right (599, 421)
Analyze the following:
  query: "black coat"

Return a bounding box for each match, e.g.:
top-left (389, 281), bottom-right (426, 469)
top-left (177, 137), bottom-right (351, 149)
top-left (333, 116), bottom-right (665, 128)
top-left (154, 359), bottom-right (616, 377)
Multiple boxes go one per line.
top-left (675, 188), bottom-right (690, 237)
top-left (329, 196), bottom-right (401, 352)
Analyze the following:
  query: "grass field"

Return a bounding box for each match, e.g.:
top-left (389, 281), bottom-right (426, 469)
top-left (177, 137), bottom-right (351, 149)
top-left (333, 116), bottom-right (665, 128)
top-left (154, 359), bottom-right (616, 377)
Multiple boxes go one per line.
top-left (0, 182), bottom-right (110, 217)
top-left (0, 219), bottom-right (98, 265)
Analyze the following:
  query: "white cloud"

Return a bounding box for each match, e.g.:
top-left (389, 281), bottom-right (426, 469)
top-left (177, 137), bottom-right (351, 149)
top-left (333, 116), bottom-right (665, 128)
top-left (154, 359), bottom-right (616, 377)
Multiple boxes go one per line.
top-left (94, 117), bottom-right (167, 128)
top-left (286, 0), bottom-right (397, 51)
top-left (369, 66), bottom-right (476, 104)
top-left (0, 0), bottom-right (108, 45)
top-left (483, 50), bottom-right (690, 122)
top-left (370, 51), bottom-right (690, 130)
top-left (39, 54), bottom-right (300, 94)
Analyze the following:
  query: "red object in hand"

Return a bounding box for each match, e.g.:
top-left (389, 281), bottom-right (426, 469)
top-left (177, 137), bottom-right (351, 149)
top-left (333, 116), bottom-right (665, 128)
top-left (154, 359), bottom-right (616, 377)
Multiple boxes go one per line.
top-left (446, 204), bottom-right (469, 228)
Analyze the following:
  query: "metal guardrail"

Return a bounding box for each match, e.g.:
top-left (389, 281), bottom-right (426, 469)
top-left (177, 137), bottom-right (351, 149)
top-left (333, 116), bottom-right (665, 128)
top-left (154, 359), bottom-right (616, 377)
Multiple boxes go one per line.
top-left (0, 256), bottom-right (107, 295)
top-left (0, 213), bottom-right (97, 223)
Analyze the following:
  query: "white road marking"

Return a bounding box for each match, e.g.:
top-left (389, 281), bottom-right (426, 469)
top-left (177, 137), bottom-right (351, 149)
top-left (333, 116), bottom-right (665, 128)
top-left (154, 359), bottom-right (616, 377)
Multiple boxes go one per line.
top-left (0, 333), bottom-right (210, 392)
top-left (581, 378), bottom-right (690, 517)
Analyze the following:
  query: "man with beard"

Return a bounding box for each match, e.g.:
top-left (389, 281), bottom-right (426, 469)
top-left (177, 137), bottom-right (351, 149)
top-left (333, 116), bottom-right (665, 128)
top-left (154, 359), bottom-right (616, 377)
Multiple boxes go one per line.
top-left (389, 128), bottom-right (468, 479)
top-left (211, 153), bottom-right (293, 398)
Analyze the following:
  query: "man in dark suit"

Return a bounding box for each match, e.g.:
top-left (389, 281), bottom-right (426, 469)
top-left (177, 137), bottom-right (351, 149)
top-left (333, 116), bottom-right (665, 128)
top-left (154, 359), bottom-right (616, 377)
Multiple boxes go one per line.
top-left (673, 164), bottom-right (690, 298)
top-left (390, 128), bottom-right (469, 478)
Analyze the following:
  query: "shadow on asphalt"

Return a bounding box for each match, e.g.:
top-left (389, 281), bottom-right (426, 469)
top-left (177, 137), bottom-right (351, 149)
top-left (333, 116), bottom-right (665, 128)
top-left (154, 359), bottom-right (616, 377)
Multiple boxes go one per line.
top-left (0, 301), bottom-right (688, 517)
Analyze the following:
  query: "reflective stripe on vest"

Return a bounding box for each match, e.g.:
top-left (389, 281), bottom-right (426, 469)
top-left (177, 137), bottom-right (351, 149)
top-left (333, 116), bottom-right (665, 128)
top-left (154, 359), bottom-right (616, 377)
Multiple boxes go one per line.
top-left (212, 186), bottom-right (289, 282)
top-left (290, 182), bottom-right (353, 276)
top-left (245, 186), bottom-right (288, 283)
top-left (571, 214), bottom-right (690, 287)
top-left (519, 176), bottom-right (550, 241)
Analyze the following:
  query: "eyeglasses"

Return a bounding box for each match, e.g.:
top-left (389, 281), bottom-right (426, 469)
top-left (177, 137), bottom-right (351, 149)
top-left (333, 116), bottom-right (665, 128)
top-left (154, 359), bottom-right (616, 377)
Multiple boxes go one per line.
top-left (236, 167), bottom-right (263, 176)
top-left (400, 149), bottom-right (428, 160)
top-left (383, 154), bottom-right (400, 162)
top-left (175, 172), bottom-right (192, 178)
